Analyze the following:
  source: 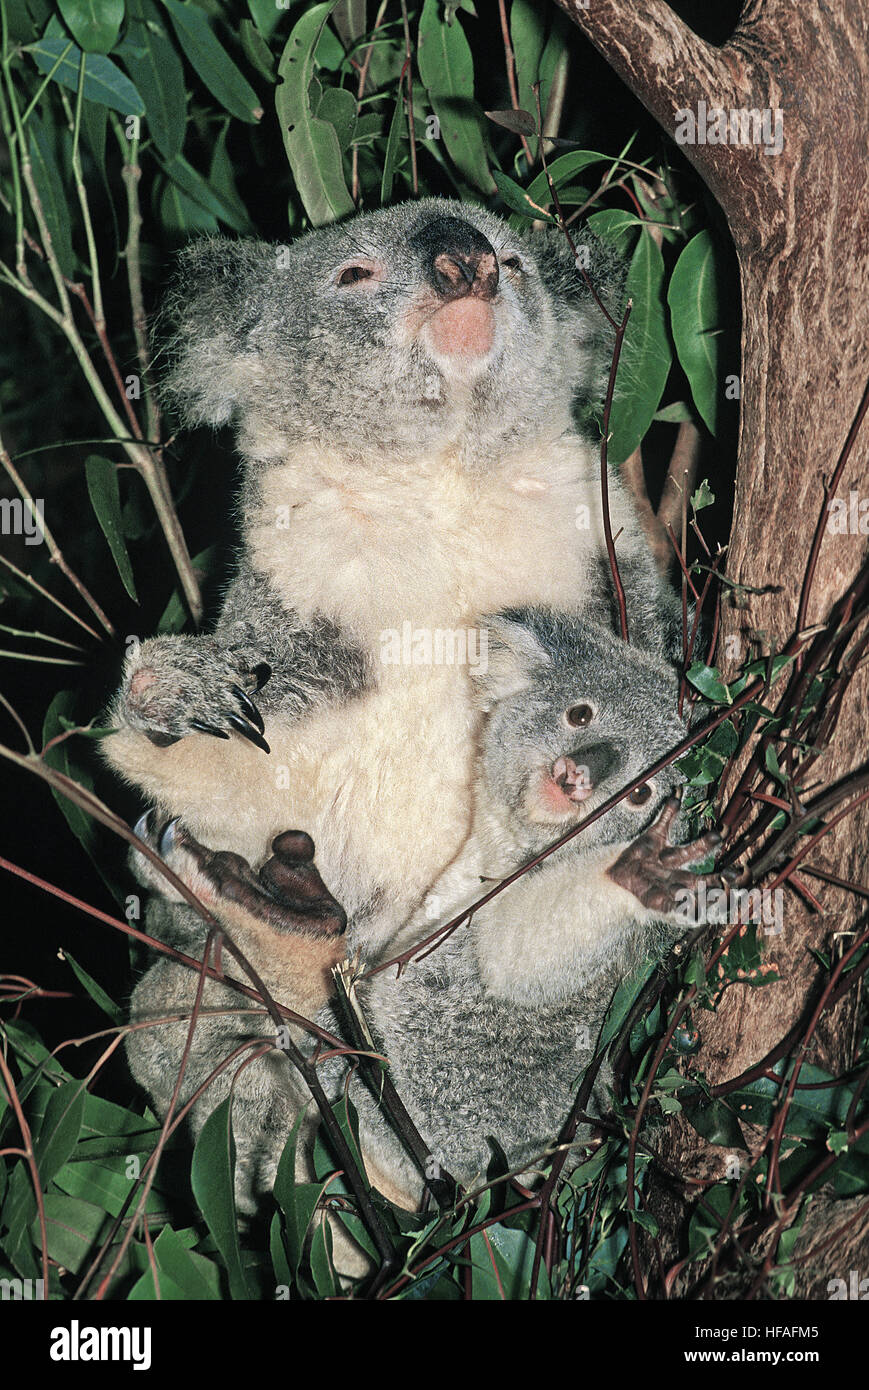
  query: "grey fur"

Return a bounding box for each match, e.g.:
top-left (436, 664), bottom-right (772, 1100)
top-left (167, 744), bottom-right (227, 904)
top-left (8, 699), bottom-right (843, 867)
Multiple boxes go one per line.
top-left (106, 200), bottom-right (687, 1218)
top-left (156, 201), bottom-right (626, 471)
top-left (321, 612), bottom-right (694, 1195)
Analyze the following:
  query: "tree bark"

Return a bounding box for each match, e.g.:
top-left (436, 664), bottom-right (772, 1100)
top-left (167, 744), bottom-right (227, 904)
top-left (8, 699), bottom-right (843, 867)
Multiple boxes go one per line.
top-left (554, 0), bottom-right (869, 1296)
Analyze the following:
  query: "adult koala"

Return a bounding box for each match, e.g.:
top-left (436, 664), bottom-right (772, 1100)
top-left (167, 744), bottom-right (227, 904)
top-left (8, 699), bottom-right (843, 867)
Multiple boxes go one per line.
top-left (103, 200), bottom-right (676, 1213)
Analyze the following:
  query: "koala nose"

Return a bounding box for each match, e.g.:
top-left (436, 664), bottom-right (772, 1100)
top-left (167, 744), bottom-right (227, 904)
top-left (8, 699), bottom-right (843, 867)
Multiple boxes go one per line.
top-left (560, 741), bottom-right (621, 789)
top-left (412, 215), bottom-right (500, 302)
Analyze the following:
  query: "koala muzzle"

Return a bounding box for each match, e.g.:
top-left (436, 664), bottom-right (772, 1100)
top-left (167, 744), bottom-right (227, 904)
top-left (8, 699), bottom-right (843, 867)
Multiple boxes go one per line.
top-left (413, 215), bottom-right (500, 303)
top-left (553, 741), bottom-right (621, 799)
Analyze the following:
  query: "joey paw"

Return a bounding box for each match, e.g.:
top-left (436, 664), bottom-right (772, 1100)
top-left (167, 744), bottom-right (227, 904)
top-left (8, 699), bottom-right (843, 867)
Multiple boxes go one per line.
top-left (134, 814), bottom-right (346, 937)
top-left (606, 794), bottom-right (739, 923)
top-left (123, 643), bottom-right (271, 753)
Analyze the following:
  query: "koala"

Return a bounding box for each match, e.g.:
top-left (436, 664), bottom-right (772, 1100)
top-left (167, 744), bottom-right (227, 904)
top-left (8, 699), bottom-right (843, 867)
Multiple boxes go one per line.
top-left (104, 199), bottom-right (682, 1213)
top-left (321, 610), bottom-right (728, 1205)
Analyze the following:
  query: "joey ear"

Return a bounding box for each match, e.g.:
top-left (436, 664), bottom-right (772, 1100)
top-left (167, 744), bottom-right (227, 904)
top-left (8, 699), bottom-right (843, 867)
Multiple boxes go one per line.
top-left (470, 614), bottom-right (550, 709)
top-left (156, 237), bottom-right (277, 428)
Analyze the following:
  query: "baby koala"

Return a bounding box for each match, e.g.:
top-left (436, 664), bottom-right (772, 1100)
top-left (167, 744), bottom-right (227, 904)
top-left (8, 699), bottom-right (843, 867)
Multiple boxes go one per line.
top-left (327, 609), bottom-right (726, 1204)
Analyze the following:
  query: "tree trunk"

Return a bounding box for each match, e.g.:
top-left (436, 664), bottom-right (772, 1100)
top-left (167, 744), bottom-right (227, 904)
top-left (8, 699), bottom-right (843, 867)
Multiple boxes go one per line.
top-left (553, 0), bottom-right (869, 1297)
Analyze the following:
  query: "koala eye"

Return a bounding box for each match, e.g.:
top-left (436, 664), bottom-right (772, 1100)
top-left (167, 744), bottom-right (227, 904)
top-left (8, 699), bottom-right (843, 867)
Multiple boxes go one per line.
top-left (335, 260), bottom-right (380, 288)
top-left (565, 703), bottom-right (594, 728)
top-left (627, 783), bottom-right (654, 808)
top-left (501, 254), bottom-right (524, 274)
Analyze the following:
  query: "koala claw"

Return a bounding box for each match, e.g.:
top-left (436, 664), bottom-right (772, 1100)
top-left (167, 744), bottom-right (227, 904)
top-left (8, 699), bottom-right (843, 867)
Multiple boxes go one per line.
top-left (226, 711), bottom-right (270, 755)
top-left (189, 720), bottom-right (231, 741)
top-left (123, 645), bottom-right (271, 754)
top-left (606, 796), bottom-right (739, 920)
top-left (230, 685), bottom-right (266, 734)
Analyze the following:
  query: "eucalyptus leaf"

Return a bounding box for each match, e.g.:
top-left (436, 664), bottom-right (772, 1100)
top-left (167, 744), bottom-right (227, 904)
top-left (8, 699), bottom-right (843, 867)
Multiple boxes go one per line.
top-left (417, 0), bottom-right (493, 194)
top-left (27, 114), bottom-right (76, 278)
top-left (190, 1097), bottom-right (254, 1299)
top-left (85, 455), bottom-right (137, 600)
top-left (32, 1082), bottom-right (86, 1185)
top-left (27, 36), bottom-right (146, 114)
top-left (57, 0), bottom-right (124, 53)
top-left (121, 0), bottom-right (187, 160)
top-left (668, 231), bottom-right (721, 436)
top-left (276, 4), bottom-right (355, 225)
top-left (607, 230), bottom-right (670, 464)
top-left (162, 0), bottom-right (262, 123)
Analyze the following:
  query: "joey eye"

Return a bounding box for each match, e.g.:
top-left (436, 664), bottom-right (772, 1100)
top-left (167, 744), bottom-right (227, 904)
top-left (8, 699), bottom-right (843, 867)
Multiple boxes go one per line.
top-left (501, 254), bottom-right (523, 273)
top-left (627, 783), bottom-right (653, 807)
top-left (336, 262), bottom-right (376, 287)
top-left (566, 703), bottom-right (594, 728)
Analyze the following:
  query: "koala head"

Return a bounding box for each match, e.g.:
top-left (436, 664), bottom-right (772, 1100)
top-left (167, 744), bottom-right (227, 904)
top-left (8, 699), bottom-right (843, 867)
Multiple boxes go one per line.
top-left (156, 198), bottom-right (624, 470)
top-left (471, 608), bottom-right (688, 855)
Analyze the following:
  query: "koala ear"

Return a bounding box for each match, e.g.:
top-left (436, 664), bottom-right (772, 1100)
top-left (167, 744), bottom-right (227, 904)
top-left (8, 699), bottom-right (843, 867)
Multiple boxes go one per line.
top-left (470, 614), bottom-right (551, 709)
top-left (524, 225), bottom-right (626, 424)
top-left (155, 237), bottom-right (277, 428)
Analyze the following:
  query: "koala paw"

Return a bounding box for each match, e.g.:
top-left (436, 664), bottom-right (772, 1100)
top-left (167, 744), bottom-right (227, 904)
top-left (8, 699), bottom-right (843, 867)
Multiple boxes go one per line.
top-left (122, 640), bottom-right (272, 753)
top-left (134, 814), bottom-right (347, 937)
top-left (606, 795), bottom-right (739, 923)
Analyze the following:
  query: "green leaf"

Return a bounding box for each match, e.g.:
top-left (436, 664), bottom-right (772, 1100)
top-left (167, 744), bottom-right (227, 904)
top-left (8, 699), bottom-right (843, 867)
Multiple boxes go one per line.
top-left (26, 37), bottom-right (146, 114)
top-left (31, 1192), bottom-right (108, 1274)
top-left (522, 151), bottom-right (613, 219)
top-left (239, 17), bottom-right (276, 82)
top-left (130, 1223), bottom-right (222, 1298)
top-left (316, 84), bottom-right (357, 151)
top-left (52, 1156), bottom-right (162, 1218)
top-left (668, 231), bottom-right (721, 436)
top-left (160, 152), bottom-right (253, 232)
top-left (3, 0), bottom-right (38, 42)
top-left (247, 0), bottom-right (283, 40)
top-left (686, 662), bottom-right (732, 705)
top-left (380, 85), bottom-right (406, 204)
top-left (208, 122), bottom-right (256, 231)
top-left (161, 0), bottom-right (262, 123)
top-left (607, 229), bottom-right (670, 464)
top-left (597, 956), bottom-right (658, 1054)
top-left (190, 1097), bottom-right (254, 1299)
top-left (687, 1183), bottom-right (742, 1260)
top-left (156, 546), bottom-right (217, 630)
top-left (57, 0), bottom-right (124, 53)
top-left (158, 174), bottom-right (219, 234)
top-left (32, 1082), bottom-right (86, 1185)
top-left (63, 951), bottom-right (123, 1024)
top-left (468, 1223), bottom-right (550, 1300)
top-left (683, 1096), bottom-right (748, 1150)
top-left (331, 0), bottom-right (367, 49)
top-left (85, 455), bottom-right (137, 600)
top-left (691, 478), bottom-right (715, 510)
top-left (121, 0), bottom-right (187, 160)
top-left (729, 1062), bottom-right (857, 1141)
top-left (308, 1208), bottom-right (338, 1297)
top-left (417, 0), bottom-right (493, 194)
top-left (492, 170), bottom-right (556, 223)
top-left (41, 691), bottom-right (98, 857)
top-left (27, 114), bottom-right (75, 278)
top-left (275, 4), bottom-right (355, 226)
top-left (510, 0), bottom-right (546, 154)
top-left (3, 1164), bottom-right (40, 1280)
